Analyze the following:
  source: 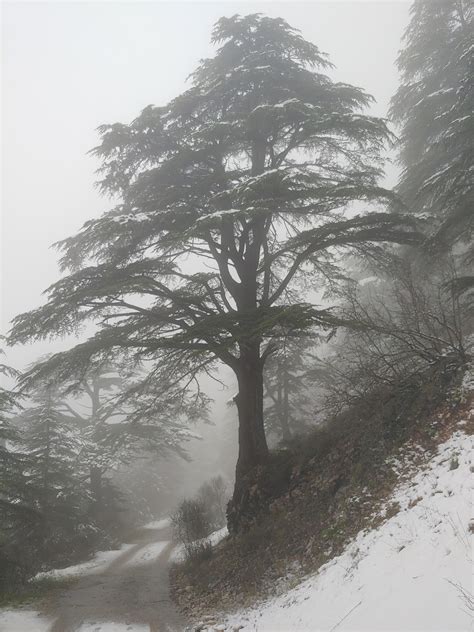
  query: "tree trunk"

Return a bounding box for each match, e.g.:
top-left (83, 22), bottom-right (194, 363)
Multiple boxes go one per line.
top-left (90, 465), bottom-right (103, 517)
top-left (89, 380), bottom-right (104, 519)
top-left (228, 341), bottom-right (269, 532)
top-left (227, 137), bottom-right (270, 532)
top-left (234, 342), bottom-right (269, 477)
top-left (281, 365), bottom-right (291, 441)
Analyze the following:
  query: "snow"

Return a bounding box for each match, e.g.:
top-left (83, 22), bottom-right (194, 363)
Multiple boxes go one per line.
top-left (358, 275), bottom-right (380, 287)
top-left (0, 610), bottom-right (52, 632)
top-left (217, 429), bottom-right (474, 631)
top-left (208, 526), bottom-right (228, 547)
top-left (196, 209), bottom-right (243, 223)
top-left (0, 537), bottom-right (175, 631)
top-left (142, 516), bottom-right (171, 529)
top-left (35, 543), bottom-right (135, 580)
top-left (171, 526), bottom-right (228, 563)
top-left (111, 212), bottom-right (149, 225)
top-left (76, 622), bottom-right (149, 631)
top-left (122, 541), bottom-right (169, 567)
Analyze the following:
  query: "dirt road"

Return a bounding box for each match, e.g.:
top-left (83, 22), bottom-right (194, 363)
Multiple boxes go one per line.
top-left (47, 524), bottom-right (188, 632)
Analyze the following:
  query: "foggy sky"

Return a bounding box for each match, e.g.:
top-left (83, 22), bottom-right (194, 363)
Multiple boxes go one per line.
top-left (2, 0), bottom-right (410, 371)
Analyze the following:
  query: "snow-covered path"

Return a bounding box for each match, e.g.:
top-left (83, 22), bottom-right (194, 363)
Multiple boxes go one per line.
top-left (50, 522), bottom-right (186, 632)
top-left (0, 521), bottom-right (187, 632)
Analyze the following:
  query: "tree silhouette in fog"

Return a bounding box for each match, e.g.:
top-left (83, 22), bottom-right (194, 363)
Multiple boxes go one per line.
top-left (10, 15), bottom-right (421, 525)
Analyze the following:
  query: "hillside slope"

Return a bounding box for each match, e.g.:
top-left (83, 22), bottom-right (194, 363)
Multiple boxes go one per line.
top-left (175, 366), bottom-right (472, 622)
top-left (217, 427), bottom-right (473, 631)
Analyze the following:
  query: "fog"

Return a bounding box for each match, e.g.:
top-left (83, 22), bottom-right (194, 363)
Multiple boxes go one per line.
top-left (2, 2), bottom-right (472, 628)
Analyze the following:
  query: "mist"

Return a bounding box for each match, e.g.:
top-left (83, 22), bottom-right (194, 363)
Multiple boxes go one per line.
top-left (2, 2), bottom-right (472, 631)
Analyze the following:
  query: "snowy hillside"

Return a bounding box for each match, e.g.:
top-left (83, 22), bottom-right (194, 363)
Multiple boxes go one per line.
top-left (213, 428), bottom-right (474, 631)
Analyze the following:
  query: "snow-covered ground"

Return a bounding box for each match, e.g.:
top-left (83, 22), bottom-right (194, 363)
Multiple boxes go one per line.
top-left (76, 624), bottom-right (149, 632)
top-left (35, 543), bottom-right (136, 580)
top-left (1, 432), bottom-right (472, 632)
top-left (142, 516), bottom-right (171, 530)
top-left (122, 540), bottom-right (169, 567)
top-left (171, 526), bottom-right (228, 563)
top-left (0, 609), bottom-right (52, 632)
top-left (0, 613), bottom-right (152, 632)
top-left (32, 518), bottom-right (171, 580)
top-left (217, 429), bottom-right (474, 631)
top-left (0, 543), bottom-right (136, 632)
top-left (0, 519), bottom-right (176, 632)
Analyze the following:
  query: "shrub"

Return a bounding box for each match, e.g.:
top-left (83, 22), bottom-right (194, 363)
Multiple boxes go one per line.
top-left (197, 475), bottom-right (228, 529)
top-left (171, 499), bottom-right (212, 544)
top-left (172, 477), bottom-right (230, 563)
top-left (312, 262), bottom-right (471, 419)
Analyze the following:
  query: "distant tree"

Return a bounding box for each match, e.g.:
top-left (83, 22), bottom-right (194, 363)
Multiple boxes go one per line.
top-left (26, 359), bottom-right (204, 523)
top-left (17, 387), bottom-right (91, 566)
top-left (197, 475), bottom-right (228, 528)
top-left (10, 15), bottom-right (421, 526)
top-left (263, 336), bottom-right (316, 442)
top-left (0, 355), bottom-right (38, 587)
top-left (63, 364), bottom-right (124, 519)
top-left (0, 354), bottom-right (21, 483)
top-left (390, 0), bottom-right (473, 291)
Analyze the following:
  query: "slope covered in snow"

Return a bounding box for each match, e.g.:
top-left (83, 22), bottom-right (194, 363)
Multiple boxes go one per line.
top-left (219, 428), bottom-right (473, 631)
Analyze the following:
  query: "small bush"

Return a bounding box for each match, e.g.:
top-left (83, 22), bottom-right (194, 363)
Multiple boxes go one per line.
top-left (171, 499), bottom-right (212, 547)
top-left (197, 475), bottom-right (228, 529)
top-left (172, 479), bottom-right (230, 564)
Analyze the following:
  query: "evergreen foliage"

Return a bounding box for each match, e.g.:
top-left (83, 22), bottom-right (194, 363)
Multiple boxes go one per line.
top-left (17, 388), bottom-right (93, 567)
top-left (0, 356), bottom-right (37, 588)
top-left (55, 362), bottom-right (201, 526)
top-left (263, 336), bottom-right (316, 441)
top-left (1, 363), bottom-right (120, 586)
top-left (0, 356), bottom-right (22, 486)
top-left (391, 0), bottom-right (473, 269)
